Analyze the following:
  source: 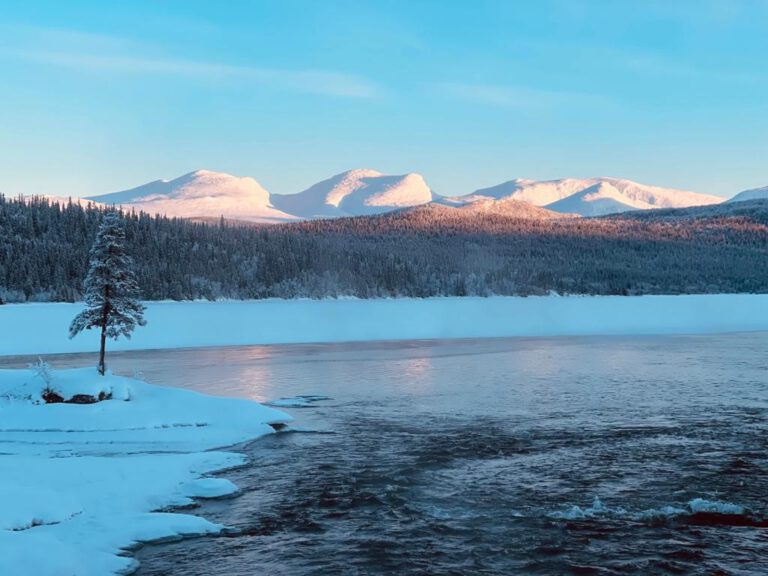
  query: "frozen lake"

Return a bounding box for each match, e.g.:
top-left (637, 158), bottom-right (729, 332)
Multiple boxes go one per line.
top-left (8, 333), bottom-right (768, 574)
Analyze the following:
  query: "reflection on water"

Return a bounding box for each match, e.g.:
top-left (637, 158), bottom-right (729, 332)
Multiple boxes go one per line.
top-left (3, 333), bottom-right (767, 575)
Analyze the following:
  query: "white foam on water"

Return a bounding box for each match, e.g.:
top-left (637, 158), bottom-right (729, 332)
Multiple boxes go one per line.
top-left (550, 496), bottom-right (751, 522)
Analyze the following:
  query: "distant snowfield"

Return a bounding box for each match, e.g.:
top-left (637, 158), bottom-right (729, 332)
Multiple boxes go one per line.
top-left (2, 294), bottom-right (768, 357)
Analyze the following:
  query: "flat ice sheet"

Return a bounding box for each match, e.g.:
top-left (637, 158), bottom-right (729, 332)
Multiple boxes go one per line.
top-left (1, 294), bottom-right (767, 356)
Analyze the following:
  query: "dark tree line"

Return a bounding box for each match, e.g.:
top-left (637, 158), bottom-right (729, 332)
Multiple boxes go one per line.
top-left (0, 195), bottom-right (767, 303)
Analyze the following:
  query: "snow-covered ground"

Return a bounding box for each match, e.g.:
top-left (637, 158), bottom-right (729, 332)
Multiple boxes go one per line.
top-left (1, 294), bottom-right (767, 356)
top-left (0, 367), bottom-right (291, 576)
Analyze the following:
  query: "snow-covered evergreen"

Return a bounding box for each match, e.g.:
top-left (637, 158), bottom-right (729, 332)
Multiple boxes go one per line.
top-left (69, 212), bottom-right (146, 374)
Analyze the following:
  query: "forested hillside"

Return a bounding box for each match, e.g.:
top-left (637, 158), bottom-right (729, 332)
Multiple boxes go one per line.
top-left (1, 196), bottom-right (766, 302)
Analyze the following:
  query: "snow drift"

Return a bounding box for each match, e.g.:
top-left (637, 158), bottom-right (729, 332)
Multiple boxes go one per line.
top-left (0, 367), bottom-right (291, 576)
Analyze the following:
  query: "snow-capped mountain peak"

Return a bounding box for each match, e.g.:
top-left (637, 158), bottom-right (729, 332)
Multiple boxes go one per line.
top-left (470, 178), bottom-right (599, 205)
top-left (462, 177), bottom-right (724, 216)
top-left (545, 181), bottom-right (640, 216)
top-left (271, 169), bottom-right (434, 218)
top-left (87, 170), bottom-right (296, 223)
top-left (316, 168), bottom-right (384, 207)
top-left (727, 185), bottom-right (768, 203)
top-left (82, 170), bottom-right (737, 222)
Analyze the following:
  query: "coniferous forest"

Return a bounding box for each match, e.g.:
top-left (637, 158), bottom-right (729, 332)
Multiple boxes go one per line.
top-left (1, 195), bottom-right (767, 303)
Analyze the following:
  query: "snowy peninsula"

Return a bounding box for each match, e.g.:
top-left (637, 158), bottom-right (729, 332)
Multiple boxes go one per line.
top-left (0, 367), bottom-right (291, 575)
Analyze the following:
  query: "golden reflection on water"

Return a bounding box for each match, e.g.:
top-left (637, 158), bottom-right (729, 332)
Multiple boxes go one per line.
top-left (233, 362), bottom-right (277, 403)
top-left (394, 356), bottom-right (434, 394)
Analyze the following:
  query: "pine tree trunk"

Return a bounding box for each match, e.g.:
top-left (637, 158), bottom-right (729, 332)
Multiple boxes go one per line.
top-left (98, 285), bottom-right (110, 376)
top-left (98, 325), bottom-right (107, 375)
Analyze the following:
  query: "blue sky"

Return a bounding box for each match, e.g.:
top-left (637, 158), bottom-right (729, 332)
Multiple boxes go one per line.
top-left (1, 0), bottom-right (767, 198)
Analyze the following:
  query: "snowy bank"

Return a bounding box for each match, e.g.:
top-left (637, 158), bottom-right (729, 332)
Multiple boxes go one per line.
top-left (1, 294), bottom-right (768, 356)
top-left (0, 367), bottom-right (291, 576)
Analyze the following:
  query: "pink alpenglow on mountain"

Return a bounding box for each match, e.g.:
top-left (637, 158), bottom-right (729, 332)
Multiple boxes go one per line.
top-left (460, 177), bottom-right (724, 217)
top-left (88, 170), bottom-right (297, 223)
top-left (271, 169), bottom-right (435, 218)
top-left (87, 170), bottom-right (736, 222)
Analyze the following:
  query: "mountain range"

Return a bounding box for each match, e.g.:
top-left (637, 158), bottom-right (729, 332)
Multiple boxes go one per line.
top-left (79, 169), bottom-right (763, 223)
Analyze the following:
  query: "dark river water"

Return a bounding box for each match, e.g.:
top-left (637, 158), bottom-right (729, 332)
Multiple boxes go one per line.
top-left (12, 333), bottom-right (768, 575)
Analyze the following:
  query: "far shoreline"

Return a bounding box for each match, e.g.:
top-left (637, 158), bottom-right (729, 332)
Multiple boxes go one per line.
top-left (1, 294), bottom-right (767, 357)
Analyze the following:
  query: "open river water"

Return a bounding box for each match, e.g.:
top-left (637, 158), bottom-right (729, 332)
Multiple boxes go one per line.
top-left (21, 333), bottom-right (768, 575)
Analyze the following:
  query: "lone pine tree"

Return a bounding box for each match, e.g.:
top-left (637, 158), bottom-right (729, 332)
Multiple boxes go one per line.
top-left (69, 212), bottom-right (146, 375)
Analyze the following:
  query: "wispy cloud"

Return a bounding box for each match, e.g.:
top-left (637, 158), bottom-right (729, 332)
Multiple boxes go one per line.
top-left (0, 25), bottom-right (380, 99)
top-left (8, 49), bottom-right (379, 98)
top-left (495, 34), bottom-right (764, 86)
top-left (618, 53), bottom-right (758, 84)
top-left (437, 82), bottom-right (611, 109)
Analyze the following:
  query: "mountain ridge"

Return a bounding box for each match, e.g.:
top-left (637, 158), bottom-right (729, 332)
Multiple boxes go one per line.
top-left (727, 185), bottom-right (768, 203)
top-left (271, 169), bottom-right (434, 218)
top-left (86, 169), bottom-right (296, 223)
top-left (451, 176), bottom-right (724, 217)
top-left (83, 169), bottom-right (762, 222)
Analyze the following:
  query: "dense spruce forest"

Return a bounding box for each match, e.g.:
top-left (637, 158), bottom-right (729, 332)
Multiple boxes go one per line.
top-left (1, 195), bottom-right (767, 302)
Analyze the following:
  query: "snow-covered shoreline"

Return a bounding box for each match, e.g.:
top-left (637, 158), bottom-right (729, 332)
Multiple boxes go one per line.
top-left (0, 367), bottom-right (292, 576)
top-left (2, 294), bottom-right (768, 356)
